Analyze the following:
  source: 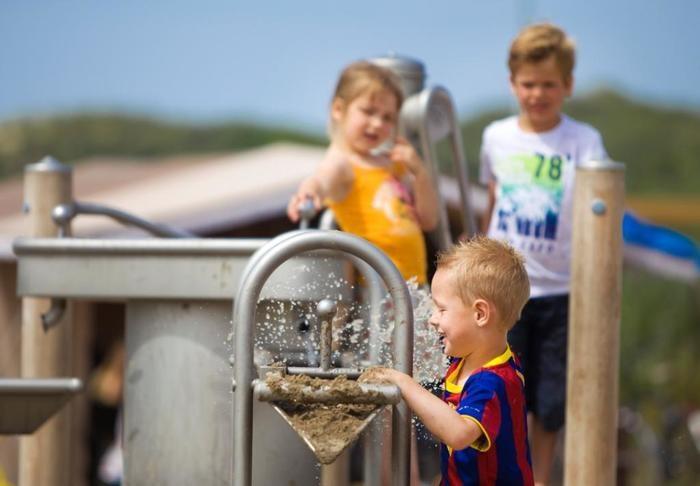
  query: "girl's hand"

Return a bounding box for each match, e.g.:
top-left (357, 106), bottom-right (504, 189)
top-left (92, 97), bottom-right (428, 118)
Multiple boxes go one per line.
top-left (286, 180), bottom-right (322, 222)
top-left (389, 136), bottom-right (427, 176)
top-left (388, 136), bottom-right (439, 231)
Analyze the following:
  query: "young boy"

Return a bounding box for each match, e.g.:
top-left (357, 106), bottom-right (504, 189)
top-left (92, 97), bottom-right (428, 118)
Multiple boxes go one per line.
top-left (372, 236), bottom-right (533, 485)
top-left (479, 23), bottom-right (609, 485)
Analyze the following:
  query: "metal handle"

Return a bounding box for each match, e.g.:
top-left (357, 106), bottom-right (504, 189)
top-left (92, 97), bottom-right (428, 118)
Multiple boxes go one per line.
top-left (52, 201), bottom-right (195, 238)
top-left (298, 198), bottom-right (317, 230)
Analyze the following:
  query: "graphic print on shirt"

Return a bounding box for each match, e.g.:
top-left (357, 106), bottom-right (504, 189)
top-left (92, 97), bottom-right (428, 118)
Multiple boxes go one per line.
top-left (494, 151), bottom-right (570, 254)
top-left (371, 175), bottom-right (419, 236)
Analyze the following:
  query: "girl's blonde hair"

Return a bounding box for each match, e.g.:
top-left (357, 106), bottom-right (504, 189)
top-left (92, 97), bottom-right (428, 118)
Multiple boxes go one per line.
top-left (327, 61), bottom-right (404, 138)
top-left (508, 23), bottom-right (576, 81)
top-left (437, 236), bottom-right (530, 328)
top-left (332, 61), bottom-right (404, 111)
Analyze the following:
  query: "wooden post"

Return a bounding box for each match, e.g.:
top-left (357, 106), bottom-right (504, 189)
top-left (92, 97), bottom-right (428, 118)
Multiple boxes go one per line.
top-left (0, 262), bottom-right (21, 483)
top-left (564, 159), bottom-right (625, 485)
top-left (19, 156), bottom-right (74, 486)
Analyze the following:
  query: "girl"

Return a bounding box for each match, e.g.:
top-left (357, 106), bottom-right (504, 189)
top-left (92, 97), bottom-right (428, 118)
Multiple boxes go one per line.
top-left (287, 61), bottom-right (439, 285)
top-left (287, 60), bottom-right (440, 486)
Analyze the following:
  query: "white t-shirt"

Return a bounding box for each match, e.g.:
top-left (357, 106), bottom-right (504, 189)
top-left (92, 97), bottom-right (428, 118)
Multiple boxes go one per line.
top-left (479, 115), bottom-right (608, 297)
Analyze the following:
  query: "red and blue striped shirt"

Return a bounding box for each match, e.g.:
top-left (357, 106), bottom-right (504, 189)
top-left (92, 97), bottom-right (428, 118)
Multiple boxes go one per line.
top-left (440, 347), bottom-right (533, 485)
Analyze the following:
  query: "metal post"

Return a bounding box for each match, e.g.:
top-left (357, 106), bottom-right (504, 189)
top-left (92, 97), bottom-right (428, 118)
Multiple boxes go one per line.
top-left (19, 156), bottom-right (74, 486)
top-left (317, 300), bottom-right (337, 371)
top-left (564, 160), bottom-right (625, 486)
top-left (316, 299), bottom-right (344, 486)
top-left (317, 210), bottom-right (387, 486)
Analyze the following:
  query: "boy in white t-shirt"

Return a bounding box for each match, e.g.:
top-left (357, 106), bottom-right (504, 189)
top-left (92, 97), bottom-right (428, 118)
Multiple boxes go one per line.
top-left (479, 22), bottom-right (608, 486)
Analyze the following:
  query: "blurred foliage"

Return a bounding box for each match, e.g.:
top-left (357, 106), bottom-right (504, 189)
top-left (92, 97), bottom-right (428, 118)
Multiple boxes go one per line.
top-left (1, 89), bottom-right (700, 196)
top-left (0, 113), bottom-right (325, 179)
top-left (620, 269), bottom-right (700, 406)
top-left (620, 267), bottom-right (700, 485)
top-left (456, 89), bottom-right (700, 195)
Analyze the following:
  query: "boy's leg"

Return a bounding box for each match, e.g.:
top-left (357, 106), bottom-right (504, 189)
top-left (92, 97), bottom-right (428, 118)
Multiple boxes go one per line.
top-left (529, 418), bottom-right (558, 486)
top-left (507, 301), bottom-right (535, 408)
top-left (530, 295), bottom-right (569, 486)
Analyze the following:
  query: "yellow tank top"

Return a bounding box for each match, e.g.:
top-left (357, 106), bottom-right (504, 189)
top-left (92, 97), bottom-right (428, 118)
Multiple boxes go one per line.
top-left (328, 162), bottom-right (427, 284)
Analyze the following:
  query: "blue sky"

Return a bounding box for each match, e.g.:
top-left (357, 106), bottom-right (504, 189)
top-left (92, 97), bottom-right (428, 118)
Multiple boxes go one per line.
top-left (2, 0), bottom-right (698, 131)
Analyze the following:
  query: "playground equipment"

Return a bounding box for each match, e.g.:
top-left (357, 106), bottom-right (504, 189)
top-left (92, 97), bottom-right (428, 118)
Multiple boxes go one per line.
top-left (14, 231), bottom-right (413, 485)
top-left (10, 55), bottom-right (478, 485)
top-left (232, 230), bottom-right (414, 486)
top-left (14, 233), bottom-right (356, 484)
top-left (8, 51), bottom-right (622, 485)
top-left (565, 160), bottom-right (625, 485)
top-left (0, 378), bottom-right (81, 434)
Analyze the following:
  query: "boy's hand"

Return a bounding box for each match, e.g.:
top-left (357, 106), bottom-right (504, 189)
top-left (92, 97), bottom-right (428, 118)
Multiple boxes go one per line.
top-left (389, 136), bottom-right (427, 176)
top-left (359, 366), bottom-right (400, 384)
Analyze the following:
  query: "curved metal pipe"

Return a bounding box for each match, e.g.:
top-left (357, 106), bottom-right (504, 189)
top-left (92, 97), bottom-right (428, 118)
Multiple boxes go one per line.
top-left (402, 86), bottom-right (476, 248)
top-left (41, 298), bottom-right (66, 331)
top-left (52, 201), bottom-right (195, 238)
top-left (232, 230), bottom-right (414, 486)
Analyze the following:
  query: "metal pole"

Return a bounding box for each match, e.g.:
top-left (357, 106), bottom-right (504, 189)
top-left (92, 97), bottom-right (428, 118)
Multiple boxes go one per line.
top-left (232, 230), bottom-right (414, 486)
top-left (19, 156), bottom-right (74, 486)
top-left (317, 209), bottom-right (387, 486)
top-left (564, 159), bottom-right (625, 486)
top-left (317, 299), bottom-right (337, 371)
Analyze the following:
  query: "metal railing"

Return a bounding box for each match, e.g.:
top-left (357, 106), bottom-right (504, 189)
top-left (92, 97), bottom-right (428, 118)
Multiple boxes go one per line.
top-left (51, 201), bottom-right (195, 238)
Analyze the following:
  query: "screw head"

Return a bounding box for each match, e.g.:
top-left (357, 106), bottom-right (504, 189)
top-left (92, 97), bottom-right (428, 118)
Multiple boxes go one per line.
top-left (591, 199), bottom-right (607, 215)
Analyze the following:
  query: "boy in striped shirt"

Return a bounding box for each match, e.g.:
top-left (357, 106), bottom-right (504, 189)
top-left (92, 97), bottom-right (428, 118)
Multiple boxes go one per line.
top-left (374, 236), bottom-right (533, 485)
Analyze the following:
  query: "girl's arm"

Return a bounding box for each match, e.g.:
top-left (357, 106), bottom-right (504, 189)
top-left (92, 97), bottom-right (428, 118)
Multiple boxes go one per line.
top-left (390, 138), bottom-right (439, 231)
top-left (376, 368), bottom-right (483, 451)
top-left (480, 181), bottom-right (496, 234)
top-left (287, 148), bottom-right (353, 222)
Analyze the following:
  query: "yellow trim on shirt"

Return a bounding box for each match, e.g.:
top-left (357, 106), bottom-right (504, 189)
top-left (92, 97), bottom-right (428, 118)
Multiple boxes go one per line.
top-left (464, 415), bottom-right (492, 452)
top-left (444, 346), bottom-right (514, 394)
top-left (443, 346), bottom-right (516, 453)
top-left (445, 416), bottom-right (492, 455)
top-left (482, 346), bottom-right (513, 368)
top-left (444, 358), bottom-right (465, 394)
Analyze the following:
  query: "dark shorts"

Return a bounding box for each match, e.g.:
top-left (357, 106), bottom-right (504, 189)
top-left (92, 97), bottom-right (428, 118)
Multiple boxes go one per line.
top-left (508, 294), bottom-right (569, 432)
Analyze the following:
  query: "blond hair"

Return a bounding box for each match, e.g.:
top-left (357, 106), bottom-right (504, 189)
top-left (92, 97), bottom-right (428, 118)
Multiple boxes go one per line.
top-left (437, 236), bottom-right (530, 329)
top-left (333, 61), bottom-right (404, 107)
top-left (508, 23), bottom-right (576, 81)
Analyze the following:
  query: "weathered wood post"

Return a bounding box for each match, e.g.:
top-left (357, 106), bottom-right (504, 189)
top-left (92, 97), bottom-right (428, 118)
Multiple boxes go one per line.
top-left (19, 156), bottom-right (74, 486)
top-left (564, 159), bottom-right (625, 485)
